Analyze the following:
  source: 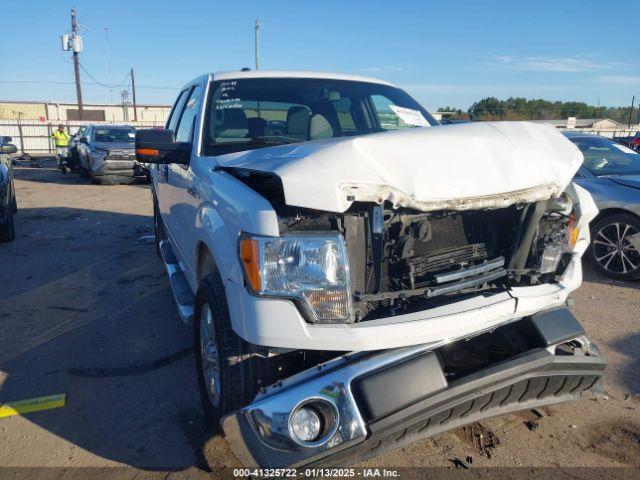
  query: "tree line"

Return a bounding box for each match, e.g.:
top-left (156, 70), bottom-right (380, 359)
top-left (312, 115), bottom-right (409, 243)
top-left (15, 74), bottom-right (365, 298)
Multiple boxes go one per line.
top-left (438, 97), bottom-right (638, 123)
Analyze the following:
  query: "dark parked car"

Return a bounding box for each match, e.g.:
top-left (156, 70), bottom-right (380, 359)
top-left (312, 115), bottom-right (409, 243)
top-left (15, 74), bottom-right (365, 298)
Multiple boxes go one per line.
top-left (68, 125), bottom-right (87, 172)
top-left (76, 124), bottom-right (147, 184)
top-left (0, 136), bottom-right (18, 242)
top-left (565, 132), bottom-right (640, 280)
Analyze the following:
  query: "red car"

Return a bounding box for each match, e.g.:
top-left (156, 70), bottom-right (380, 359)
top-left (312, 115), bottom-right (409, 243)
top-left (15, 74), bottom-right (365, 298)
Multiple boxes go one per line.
top-left (632, 131), bottom-right (640, 150)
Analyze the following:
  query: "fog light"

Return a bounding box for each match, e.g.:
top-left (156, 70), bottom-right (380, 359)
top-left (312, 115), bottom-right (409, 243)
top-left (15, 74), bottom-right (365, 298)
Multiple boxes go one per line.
top-left (289, 406), bottom-right (322, 443)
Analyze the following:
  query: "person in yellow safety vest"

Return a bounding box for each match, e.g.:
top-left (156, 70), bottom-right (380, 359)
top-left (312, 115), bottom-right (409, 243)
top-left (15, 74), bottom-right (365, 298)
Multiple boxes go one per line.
top-left (51, 124), bottom-right (71, 173)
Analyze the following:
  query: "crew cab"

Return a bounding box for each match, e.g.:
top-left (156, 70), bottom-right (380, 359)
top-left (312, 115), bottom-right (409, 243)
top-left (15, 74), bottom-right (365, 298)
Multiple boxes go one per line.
top-left (136, 71), bottom-right (605, 467)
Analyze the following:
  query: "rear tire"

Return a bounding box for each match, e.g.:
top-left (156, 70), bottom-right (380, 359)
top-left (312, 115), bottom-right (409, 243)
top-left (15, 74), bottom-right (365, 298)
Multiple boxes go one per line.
top-left (194, 272), bottom-right (281, 427)
top-left (588, 213), bottom-right (640, 281)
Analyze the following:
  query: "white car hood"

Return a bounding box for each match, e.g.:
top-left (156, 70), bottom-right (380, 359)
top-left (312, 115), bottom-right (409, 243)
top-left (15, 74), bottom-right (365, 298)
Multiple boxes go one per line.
top-left (216, 121), bottom-right (583, 213)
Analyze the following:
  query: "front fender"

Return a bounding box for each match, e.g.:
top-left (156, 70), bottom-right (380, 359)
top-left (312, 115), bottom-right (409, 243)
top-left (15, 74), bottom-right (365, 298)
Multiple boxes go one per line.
top-left (566, 181), bottom-right (598, 257)
top-left (194, 204), bottom-right (244, 287)
top-left (190, 166), bottom-right (280, 290)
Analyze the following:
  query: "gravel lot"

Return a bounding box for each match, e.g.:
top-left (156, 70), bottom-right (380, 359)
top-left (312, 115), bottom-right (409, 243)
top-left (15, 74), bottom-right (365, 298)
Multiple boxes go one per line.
top-left (0, 162), bottom-right (639, 477)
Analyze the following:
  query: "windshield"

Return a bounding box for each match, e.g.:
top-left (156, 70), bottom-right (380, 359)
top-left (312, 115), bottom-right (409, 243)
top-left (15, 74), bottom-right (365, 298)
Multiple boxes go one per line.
top-left (569, 136), bottom-right (640, 176)
top-left (92, 128), bottom-right (135, 143)
top-left (203, 78), bottom-right (436, 155)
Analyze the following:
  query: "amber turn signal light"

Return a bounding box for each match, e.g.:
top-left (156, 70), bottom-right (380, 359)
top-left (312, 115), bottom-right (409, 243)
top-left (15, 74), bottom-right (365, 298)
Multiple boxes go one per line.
top-left (567, 215), bottom-right (579, 248)
top-left (136, 148), bottom-right (159, 156)
top-left (240, 238), bottom-right (261, 291)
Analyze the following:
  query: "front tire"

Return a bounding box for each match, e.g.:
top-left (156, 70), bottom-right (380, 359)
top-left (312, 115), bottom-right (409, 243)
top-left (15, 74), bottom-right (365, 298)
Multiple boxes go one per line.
top-left (0, 207), bottom-right (15, 243)
top-left (588, 213), bottom-right (640, 280)
top-left (194, 272), bottom-right (281, 427)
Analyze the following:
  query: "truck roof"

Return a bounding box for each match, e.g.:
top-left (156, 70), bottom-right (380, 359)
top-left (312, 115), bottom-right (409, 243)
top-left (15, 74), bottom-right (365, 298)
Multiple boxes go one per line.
top-left (182, 70), bottom-right (397, 90)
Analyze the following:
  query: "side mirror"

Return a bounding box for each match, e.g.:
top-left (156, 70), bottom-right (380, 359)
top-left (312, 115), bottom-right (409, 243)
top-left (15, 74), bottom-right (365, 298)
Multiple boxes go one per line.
top-left (2, 136), bottom-right (12, 143)
top-left (135, 129), bottom-right (190, 165)
top-left (79, 137), bottom-right (88, 144)
top-left (1, 144), bottom-right (17, 154)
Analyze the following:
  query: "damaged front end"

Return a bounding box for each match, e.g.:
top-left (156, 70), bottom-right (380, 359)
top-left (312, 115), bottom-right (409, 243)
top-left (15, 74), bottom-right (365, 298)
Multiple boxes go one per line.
top-left (222, 308), bottom-right (605, 467)
top-left (217, 122), bottom-right (600, 466)
top-left (222, 170), bottom-right (603, 467)
top-left (231, 165), bottom-right (591, 326)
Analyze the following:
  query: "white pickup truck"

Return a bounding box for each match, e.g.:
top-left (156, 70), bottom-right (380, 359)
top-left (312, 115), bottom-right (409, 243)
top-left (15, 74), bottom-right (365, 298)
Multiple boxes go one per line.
top-left (136, 70), bottom-right (605, 467)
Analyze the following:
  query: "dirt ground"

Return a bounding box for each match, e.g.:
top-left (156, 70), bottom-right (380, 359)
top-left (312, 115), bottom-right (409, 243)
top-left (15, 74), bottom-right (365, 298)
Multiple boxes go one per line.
top-left (0, 161), bottom-right (639, 478)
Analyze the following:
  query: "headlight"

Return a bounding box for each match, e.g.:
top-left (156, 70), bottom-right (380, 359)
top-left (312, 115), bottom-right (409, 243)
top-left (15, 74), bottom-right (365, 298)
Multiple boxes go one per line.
top-left (239, 233), bottom-right (352, 323)
top-left (530, 195), bottom-right (580, 275)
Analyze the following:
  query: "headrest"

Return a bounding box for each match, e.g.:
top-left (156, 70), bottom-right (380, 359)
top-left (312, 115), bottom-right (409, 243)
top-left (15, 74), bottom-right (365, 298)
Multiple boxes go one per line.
top-left (310, 114), bottom-right (334, 139)
top-left (247, 117), bottom-right (267, 138)
top-left (215, 108), bottom-right (248, 138)
top-left (286, 106), bottom-right (310, 138)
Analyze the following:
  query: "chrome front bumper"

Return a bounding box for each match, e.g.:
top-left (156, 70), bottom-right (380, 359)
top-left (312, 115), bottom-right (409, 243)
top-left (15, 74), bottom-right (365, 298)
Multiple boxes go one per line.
top-left (222, 308), bottom-right (606, 468)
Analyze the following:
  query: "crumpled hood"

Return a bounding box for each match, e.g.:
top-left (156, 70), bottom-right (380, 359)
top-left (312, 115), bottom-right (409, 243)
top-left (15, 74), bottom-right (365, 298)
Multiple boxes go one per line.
top-left (609, 175), bottom-right (640, 191)
top-left (216, 121), bottom-right (583, 213)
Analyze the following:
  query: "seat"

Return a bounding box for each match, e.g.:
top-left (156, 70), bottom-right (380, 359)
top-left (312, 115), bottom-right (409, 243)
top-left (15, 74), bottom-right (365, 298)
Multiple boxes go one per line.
top-left (215, 108), bottom-right (249, 139)
top-left (286, 106), bottom-right (310, 140)
top-left (310, 114), bottom-right (334, 139)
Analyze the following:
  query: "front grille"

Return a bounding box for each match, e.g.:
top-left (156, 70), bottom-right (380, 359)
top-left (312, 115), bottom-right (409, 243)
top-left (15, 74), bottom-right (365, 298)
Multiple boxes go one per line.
top-left (406, 243), bottom-right (488, 287)
top-left (353, 205), bottom-right (524, 321)
top-left (106, 149), bottom-right (135, 161)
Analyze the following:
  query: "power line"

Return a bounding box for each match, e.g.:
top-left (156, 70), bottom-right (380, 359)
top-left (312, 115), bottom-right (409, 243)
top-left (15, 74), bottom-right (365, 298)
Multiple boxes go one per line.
top-left (78, 63), bottom-right (130, 89)
top-left (0, 79), bottom-right (178, 90)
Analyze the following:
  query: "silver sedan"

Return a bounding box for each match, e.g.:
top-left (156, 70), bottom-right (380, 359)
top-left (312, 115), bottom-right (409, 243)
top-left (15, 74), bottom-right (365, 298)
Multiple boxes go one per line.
top-left (566, 132), bottom-right (640, 280)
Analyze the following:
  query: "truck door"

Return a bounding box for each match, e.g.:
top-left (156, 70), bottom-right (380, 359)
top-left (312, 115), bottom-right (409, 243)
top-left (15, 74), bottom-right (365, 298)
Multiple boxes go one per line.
top-left (163, 84), bottom-right (204, 278)
top-left (156, 87), bottom-right (190, 254)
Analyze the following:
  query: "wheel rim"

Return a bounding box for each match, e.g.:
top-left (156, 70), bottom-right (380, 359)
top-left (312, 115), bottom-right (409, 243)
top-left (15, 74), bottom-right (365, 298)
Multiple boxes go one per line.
top-left (200, 304), bottom-right (221, 408)
top-left (592, 222), bottom-right (640, 275)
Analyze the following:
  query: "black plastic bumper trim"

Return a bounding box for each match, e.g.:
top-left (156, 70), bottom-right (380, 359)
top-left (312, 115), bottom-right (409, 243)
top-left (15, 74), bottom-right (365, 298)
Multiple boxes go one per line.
top-left (352, 352), bottom-right (447, 422)
top-left (529, 307), bottom-right (585, 346)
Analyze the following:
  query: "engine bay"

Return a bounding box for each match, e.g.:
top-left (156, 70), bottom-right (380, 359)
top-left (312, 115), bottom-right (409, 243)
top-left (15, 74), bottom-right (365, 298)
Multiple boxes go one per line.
top-left (228, 168), bottom-right (576, 323)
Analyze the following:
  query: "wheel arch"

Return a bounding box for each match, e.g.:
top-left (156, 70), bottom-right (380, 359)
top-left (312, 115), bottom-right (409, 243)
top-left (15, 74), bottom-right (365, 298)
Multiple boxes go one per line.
top-left (196, 241), bottom-right (219, 284)
top-left (591, 207), bottom-right (640, 226)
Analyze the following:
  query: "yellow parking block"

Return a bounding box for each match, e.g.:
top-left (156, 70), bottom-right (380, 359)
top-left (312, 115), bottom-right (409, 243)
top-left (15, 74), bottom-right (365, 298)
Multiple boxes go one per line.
top-left (0, 394), bottom-right (66, 418)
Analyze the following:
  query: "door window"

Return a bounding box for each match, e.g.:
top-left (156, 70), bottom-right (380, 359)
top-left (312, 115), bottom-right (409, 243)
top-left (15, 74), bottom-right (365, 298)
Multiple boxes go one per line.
top-left (167, 88), bottom-right (191, 132)
top-left (175, 85), bottom-right (203, 143)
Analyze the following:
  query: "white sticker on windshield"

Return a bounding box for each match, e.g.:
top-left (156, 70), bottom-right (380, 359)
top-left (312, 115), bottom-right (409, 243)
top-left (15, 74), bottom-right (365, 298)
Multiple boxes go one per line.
top-left (389, 105), bottom-right (430, 127)
top-left (612, 143), bottom-right (638, 154)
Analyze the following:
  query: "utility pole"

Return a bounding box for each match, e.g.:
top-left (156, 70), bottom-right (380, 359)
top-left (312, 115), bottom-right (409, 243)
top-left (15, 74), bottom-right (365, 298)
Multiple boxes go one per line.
top-left (254, 19), bottom-right (260, 70)
top-left (61, 9), bottom-right (84, 120)
top-left (71, 9), bottom-right (84, 120)
top-left (131, 68), bottom-right (138, 122)
top-left (628, 96), bottom-right (635, 129)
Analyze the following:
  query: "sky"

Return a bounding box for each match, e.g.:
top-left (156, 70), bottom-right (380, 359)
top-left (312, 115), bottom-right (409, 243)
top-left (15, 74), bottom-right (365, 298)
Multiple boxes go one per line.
top-left (1, 0), bottom-right (639, 111)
